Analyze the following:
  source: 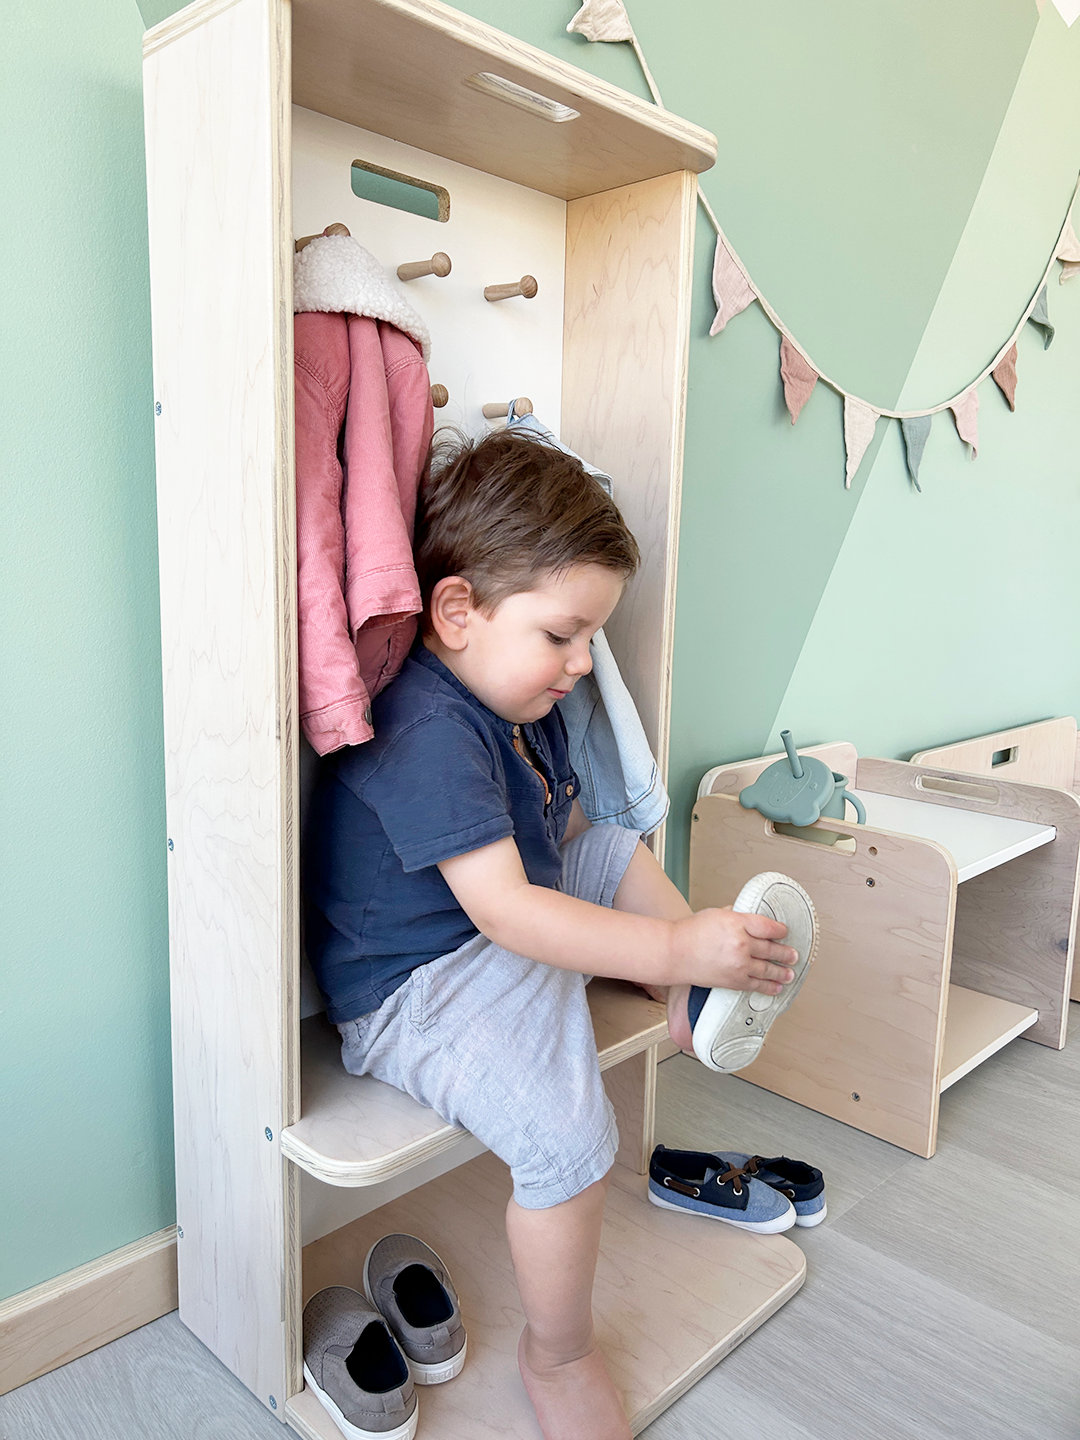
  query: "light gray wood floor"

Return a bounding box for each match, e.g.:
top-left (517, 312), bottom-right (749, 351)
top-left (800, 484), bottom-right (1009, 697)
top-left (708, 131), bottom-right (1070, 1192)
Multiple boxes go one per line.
top-left (4, 1016), bottom-right (1078, 1440)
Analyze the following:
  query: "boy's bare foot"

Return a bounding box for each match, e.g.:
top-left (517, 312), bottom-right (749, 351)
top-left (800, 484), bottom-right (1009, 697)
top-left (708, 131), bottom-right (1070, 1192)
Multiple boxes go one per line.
top-left (665, 982), bottom-right (693, 1053)
top-left (518, 1327), bottom-right (632, 1440)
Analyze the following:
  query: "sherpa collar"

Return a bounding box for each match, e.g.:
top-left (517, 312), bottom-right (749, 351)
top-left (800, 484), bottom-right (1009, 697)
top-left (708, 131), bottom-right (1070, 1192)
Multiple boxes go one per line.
top-left (293, 233), bottom-right (431, 360)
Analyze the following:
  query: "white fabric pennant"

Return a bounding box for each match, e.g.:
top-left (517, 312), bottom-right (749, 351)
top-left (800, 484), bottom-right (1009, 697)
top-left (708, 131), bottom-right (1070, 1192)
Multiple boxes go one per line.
top-left (843, 397), bottom-right (879, 489)
top-left (1056, 217), bottom-right (1080, 283)
top-left (709, 235), bottom-right (756, 336)
top-left (566, 0), bottom-right (636, 42)
top-left (949, 388), bottom-right (980, 457)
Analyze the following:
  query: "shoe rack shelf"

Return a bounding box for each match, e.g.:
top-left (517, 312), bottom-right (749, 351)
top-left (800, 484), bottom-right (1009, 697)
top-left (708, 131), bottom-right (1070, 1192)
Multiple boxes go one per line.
top-left (691, 742), bottom-right (1080, 1159)
top-left (142, 0), bottom-right (805, 1432)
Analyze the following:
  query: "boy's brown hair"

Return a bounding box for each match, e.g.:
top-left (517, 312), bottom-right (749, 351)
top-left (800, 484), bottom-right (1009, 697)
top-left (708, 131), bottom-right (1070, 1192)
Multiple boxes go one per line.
top-left (413, 428), bottom-right (640, 616)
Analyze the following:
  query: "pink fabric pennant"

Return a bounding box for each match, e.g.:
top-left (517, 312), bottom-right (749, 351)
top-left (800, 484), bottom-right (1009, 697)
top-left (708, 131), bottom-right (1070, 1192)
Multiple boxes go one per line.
top-left (950, 388), bottom-right (980, 456)
top-left (843, 397), bottom-right (879, 489)
top-left (779, 337), bottom-right (819, 424)
top-left (992, 345), bottom-right (1018, 411)
top-left (709, 235), bottom-right (756, 336)
top-left (1056, 217), bottom-right (1080, 283)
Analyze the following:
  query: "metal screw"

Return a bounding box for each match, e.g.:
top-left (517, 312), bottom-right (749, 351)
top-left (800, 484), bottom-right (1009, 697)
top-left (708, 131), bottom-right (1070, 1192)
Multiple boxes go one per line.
top-left (265, 1127), bottom-right (273, 1141)
top-left (851, 1092), bottom-right (861, 1102)
top-left (745, 1017), bottom-right (754, 1026)
top-left (167, 838), bottom-right (174, 851)
top-left (865, 877), bottom-right (875, 887)
top-left (692, 812), bottom-right (699, 822)
top-left (177, 1226), bottom-right (184, 1238)
top-left (155, 401), bottom-right (162, 415)
top-left (269, 1396), bottom-right (277, 1411)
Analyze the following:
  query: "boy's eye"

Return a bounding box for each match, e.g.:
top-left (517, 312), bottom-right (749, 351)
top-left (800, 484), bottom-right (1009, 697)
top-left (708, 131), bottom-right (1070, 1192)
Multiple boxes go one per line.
top-left (545, 631), bottom-right (572, 646)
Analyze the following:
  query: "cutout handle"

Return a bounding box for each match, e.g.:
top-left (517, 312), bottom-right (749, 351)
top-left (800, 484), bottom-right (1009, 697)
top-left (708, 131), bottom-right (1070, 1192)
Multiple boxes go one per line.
top-left (464, 72), bottom-right (580, 123)
top-left (915, 774), bottom-right (998, 804)
top-left (991, 746), bottom-right (1019, 768)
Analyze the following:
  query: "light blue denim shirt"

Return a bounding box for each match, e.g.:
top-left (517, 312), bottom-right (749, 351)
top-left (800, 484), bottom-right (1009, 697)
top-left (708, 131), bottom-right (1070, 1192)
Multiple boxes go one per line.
top-left (508, 412), bottom-right (670, 835)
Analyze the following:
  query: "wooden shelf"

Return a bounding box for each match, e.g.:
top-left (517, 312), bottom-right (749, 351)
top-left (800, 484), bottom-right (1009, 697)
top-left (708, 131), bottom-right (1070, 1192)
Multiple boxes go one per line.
top-left (939, 984), bottom-right (1039, 1092)
top-left (286, 1152), bottom-right (805, 1440)
top-left (287, 0), bottom-right (717, 200)
top-left (851, 789), bottom-right (1056, 882)
top-left (281, 980), bottom-right (668, 1186)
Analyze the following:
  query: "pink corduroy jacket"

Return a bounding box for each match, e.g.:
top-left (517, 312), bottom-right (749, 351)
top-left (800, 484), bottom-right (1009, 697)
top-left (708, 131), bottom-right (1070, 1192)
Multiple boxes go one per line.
top-left (294, 308), bottom-right (433, 754)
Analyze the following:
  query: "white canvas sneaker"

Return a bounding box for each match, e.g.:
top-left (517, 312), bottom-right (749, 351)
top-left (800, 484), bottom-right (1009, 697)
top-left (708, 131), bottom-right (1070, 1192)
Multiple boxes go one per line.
top-left (689, 871), bottom-right (818, 1073)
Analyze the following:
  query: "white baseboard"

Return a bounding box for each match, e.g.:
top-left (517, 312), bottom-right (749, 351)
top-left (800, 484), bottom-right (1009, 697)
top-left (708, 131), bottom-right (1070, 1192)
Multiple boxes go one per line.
top-left (0, 1228), bottom-right (178, 1396)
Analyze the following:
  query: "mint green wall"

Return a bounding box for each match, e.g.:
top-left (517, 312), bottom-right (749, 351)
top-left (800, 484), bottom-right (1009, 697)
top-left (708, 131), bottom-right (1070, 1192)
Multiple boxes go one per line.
top-left (1, 3), bottom-right (173, 1298)
top-left (5, 0), bottom-right (1079, 1304)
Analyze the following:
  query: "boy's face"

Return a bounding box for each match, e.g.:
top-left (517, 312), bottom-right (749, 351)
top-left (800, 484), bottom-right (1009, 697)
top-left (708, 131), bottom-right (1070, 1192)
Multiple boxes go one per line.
top-left (447, 563), bottom-right (625, 725)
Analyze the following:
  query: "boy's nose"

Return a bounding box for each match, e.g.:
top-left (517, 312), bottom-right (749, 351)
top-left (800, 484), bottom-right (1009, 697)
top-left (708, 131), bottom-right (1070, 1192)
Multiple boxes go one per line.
top-left (565, 643), bottom-right (593, 677)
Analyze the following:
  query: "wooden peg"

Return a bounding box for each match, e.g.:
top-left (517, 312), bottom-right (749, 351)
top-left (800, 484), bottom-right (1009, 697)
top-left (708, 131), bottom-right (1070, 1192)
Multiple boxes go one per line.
top-left (430, 384), bottom-right (449, 409)
top-left (397, 252), bottom-right (452, 282)
top-left (484, 275), bottom-right (538, 302)
top-left (295, 222), bottom-right (351, 253)
top-left (482, 397), bottom-right (533, 420)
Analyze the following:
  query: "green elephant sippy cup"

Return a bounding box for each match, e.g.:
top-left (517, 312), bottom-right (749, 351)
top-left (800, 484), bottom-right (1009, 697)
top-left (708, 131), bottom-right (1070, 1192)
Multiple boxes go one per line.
top-left (739, 730), bottom-right (866, 845)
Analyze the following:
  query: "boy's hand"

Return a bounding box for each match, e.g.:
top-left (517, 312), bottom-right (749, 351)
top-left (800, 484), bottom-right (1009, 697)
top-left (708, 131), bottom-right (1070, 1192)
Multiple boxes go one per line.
top-left (671, 907), bottom-right (797, 994)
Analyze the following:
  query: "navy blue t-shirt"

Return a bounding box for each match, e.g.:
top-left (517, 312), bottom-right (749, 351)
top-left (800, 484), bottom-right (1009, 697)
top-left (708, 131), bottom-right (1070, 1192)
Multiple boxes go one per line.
top-left (303, 645), bottom-right (580, 1023)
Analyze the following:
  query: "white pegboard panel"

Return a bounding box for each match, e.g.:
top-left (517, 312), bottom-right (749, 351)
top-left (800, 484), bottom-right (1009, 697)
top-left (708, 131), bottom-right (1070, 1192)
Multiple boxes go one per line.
top-left (292, 105), bottom-right (565, 438)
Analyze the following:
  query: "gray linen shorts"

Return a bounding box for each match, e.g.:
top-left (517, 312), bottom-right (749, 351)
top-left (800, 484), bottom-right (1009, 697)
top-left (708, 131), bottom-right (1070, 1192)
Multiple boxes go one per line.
top-left (337, 823), bottom-right (642, 1209)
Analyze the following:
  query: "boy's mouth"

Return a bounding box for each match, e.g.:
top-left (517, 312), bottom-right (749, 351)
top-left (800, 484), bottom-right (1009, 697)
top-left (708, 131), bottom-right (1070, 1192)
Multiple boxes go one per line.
top-left (547, 687), bottom-right (570, 698)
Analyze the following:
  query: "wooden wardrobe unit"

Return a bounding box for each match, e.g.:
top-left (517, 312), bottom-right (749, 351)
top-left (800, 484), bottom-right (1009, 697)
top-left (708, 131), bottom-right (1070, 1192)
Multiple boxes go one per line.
top-left (142, 1), bottom-right (805, 1433)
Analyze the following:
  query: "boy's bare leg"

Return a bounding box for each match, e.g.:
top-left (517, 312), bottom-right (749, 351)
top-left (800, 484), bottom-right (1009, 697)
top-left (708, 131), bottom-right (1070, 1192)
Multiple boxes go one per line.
top-left (612, 840), bottom-right (694, 1052)
top-left (506, 1173), bottom-right (632, 1440)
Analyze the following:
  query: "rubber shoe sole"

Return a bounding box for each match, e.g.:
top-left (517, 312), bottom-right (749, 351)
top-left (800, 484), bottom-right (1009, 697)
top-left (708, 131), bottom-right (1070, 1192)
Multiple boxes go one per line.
top-left (303, 1362), bottom-right (419, 1440)
top-left (690, 871), bottom-right (818, 1073)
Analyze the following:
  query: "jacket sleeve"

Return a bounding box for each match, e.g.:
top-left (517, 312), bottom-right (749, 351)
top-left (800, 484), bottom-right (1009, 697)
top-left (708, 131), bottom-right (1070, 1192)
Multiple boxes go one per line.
top-left (343, 315), bottom-right (432, 703)
top-left (294, 310), bottom-right (379, 755)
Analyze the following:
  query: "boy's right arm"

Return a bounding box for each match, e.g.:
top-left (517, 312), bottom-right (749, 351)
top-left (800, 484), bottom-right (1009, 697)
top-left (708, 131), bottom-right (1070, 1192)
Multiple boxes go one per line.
top-left (437, 836), bottom-right (795, 995)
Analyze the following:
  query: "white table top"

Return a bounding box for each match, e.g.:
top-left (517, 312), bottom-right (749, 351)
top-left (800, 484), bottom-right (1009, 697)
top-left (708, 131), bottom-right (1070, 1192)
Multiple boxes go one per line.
top-left (850, 790), bottom-right (1056, 882)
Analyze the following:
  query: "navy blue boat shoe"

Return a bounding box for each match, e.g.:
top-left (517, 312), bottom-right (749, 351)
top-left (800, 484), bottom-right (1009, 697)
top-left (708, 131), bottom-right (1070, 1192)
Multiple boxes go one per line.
top-left (647, 1145), bottom-right (795, 1233)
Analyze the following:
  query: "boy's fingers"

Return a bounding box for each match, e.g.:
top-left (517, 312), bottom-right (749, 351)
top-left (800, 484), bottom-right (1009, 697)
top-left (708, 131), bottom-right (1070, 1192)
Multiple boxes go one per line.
top-left (741, 912), bottom-right (788, 941)
top-left (749, 939), bottom-right (798, 968)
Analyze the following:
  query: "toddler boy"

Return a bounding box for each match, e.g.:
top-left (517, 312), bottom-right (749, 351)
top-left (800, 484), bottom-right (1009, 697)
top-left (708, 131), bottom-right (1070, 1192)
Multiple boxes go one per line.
top-left (304, 429), bottom-right (801, 1440)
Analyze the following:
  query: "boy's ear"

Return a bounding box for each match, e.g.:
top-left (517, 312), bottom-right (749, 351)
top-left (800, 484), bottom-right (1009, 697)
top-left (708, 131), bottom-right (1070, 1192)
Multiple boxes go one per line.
top-left (428, 576), bottom-right (474, 650)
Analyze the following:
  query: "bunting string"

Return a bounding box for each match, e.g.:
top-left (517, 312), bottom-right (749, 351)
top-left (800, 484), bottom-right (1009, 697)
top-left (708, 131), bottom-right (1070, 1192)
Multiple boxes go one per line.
top-left (567, 0), bottom-right (1080, 488)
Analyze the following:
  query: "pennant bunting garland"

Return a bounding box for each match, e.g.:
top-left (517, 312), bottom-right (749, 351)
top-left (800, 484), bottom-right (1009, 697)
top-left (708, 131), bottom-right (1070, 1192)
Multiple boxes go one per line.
top-left (1056, 219), bottom-right (1080, 283)
top-left (1028, 285), bottom-right (1055, 348)
top-left (900, 415), bottom-right (931, 491)
top-left (709, 235), bottom-right (757, 335)
top-left (565, 0), bottom-right (636, 41)
top-left (844, 397), bottom-right (879, 489)
top-left (949, 389), bottom-right (979, 457)
top-left (992, 344), bottom-right (1019, 410)
top-left (571, 4), bottom-right (1080, 491)
top-left (779, 337), bottom-right (819, 424)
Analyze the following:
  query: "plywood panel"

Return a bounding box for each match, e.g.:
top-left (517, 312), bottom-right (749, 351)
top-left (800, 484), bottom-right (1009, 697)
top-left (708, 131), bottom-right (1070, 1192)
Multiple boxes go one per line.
top-left (292, 1153), bottom-right (804, 1438)
top-left (288, 0), bottom-right (715, 200)
top-left (562, 171), bottom-right (696, 803)
top-left (143, 0), bottom-right (299, 1407)
top-left (911, 717), bottom-right (1078, 792)
top-left (690, 794), bottom-right (955, 1157)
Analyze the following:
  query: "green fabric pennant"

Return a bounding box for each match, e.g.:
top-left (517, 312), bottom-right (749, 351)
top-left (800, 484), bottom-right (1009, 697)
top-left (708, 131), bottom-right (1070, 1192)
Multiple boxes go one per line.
top-left (900, 414), bottom-right (931, 492)
top-left (1028, 285), bottom-right (1055, 349)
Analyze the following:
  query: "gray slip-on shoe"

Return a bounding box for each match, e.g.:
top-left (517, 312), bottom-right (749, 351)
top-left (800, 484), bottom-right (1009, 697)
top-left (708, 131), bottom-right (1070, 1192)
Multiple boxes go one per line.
top-left (364, 1234), bottom-right (467, 1385)
top-left (689, 870), bottom-right (818, 1073)
top-left (302, 1285), bottom-right (418, 1440)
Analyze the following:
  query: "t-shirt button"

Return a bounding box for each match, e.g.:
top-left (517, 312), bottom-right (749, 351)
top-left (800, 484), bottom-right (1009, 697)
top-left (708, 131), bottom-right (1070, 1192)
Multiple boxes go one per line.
top-left (565, 783), bottom-right (574, 797)
top-left (512, 725), bottom-right (521, 737)
top-left (364, 706), bottom-right (373, 725)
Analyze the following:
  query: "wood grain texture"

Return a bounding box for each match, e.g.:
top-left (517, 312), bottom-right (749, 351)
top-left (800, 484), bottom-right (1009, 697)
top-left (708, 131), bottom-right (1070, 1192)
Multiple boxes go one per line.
top-left (690, 793), bottom-right (956, 1157)
top-left (859, 760), bottom-right (1080, 1044)
top-left (912, 719), bottom-right (1080, 1004)
top-left (561, 170), bottom-right (697, 828)
top-left (937, 985), bottom-right (1038, 1090)
top-left (281, 980), bottom-right (668, 1185)
top-left (293, 1153), bottom-right (804, 1438)
top-left (911, 716), bottom-right (1078, 792)
top-left (0, 1231), bottom-right (177, 1396)
top-left (143, 0), bottom-right (298, 1408)
top-left (289, 0), bottom-right (715, 200)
